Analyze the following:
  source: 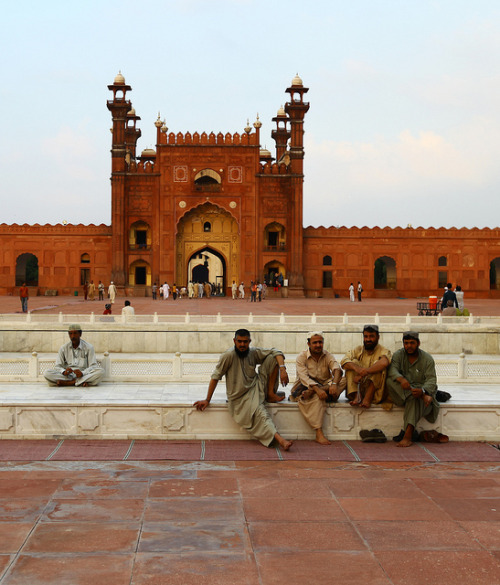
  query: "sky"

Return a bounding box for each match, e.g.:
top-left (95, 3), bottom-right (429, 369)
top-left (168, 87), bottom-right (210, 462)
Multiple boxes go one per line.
top-left (1, 0), bottom-right (500, 229)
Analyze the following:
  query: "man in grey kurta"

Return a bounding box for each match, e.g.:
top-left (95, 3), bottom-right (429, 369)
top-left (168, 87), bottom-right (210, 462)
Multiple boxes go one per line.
top-left (387, 331), bottom-right (440, 447)
top-left (44, 324), bottom-right (105, 387)
top-left (194, 328), bottom-right (293, 450)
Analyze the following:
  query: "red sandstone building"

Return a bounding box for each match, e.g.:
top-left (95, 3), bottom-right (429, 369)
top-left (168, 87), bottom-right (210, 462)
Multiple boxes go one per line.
top-left (2, 73), bottom-right (500, 298)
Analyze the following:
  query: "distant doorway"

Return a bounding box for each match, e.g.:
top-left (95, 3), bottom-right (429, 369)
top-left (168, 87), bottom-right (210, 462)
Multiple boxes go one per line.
top-left (16, 253), bottom-right (38, 286)
top-left (188, 248), bottom-right (226, 295)
top-left (374, 256), bottom-right (396, 289)
top-left (490, 258), bottom-right (500, 290)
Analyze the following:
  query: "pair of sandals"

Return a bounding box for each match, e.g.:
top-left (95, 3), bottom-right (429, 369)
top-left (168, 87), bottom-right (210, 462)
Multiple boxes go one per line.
top-left (392, 428), bottom-right (449, 443)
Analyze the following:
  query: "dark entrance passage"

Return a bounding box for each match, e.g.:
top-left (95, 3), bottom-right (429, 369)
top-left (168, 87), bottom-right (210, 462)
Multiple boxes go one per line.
top-left (188, 247), bottom-right (226, 295)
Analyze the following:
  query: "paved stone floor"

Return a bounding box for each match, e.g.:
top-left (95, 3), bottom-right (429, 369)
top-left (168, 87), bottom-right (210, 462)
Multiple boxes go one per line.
top-left (5, 294), bottom-right (500, 317)
top-left (0, 456), bottom-right (499, 585)
top-left (1, 296), bottom-right (499, 583)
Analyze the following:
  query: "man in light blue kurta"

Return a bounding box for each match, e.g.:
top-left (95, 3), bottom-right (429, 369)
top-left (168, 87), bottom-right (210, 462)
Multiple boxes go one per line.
top-left (194, 329), bottom-right (293, 450)
top-left (44, 324), bottom-right (105, 387)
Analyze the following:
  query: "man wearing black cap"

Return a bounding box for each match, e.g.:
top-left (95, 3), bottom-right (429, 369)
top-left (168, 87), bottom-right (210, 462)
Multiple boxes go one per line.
top-left (340, 325), bottom-right (392, 408)
top-left (44, 324), bottom-right (105, 387)
top-left (387, 331), bottom-right (440, 447)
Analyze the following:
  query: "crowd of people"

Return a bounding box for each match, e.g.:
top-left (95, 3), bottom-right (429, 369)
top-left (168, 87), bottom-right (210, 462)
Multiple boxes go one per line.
top-left (44, 323), bottom-right (449, 452)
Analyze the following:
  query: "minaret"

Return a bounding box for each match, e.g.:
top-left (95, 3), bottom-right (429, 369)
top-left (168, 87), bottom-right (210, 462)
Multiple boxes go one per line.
top-left (284, 74), bottom-right (309, 294)
top-left (107, 71), bottom-right (132, 173)
top-left (284, 74), bottom-right (309, 174)
top-left (271, 105), bottom-right (291, 162)
top-left (107, 71), bottom-right (133, 286)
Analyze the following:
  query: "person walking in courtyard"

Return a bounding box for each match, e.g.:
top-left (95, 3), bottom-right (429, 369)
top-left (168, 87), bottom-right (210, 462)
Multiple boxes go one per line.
top-left (19, 283), bottom-right (29, 313)
top-left (83, 281), bottom-right (88, 301)
top-left (152, 282), bottom-right (158, 300)
top-left (349, 283), bottom-right (355, 302)
top-left (44, 324), bottom-right (105, 387)
top-left (88, 280), bottom-right (95, 301)
top-left (357, 281), bottom-right (363, 302)
top-left (232, 280), bottom-right (237, 299)
top-left (98, 281), bottom-right (105, 301)
top-left (108, 281), bottom-right (117, 304)
top-left (290, 332), bottom-right (342, 445)
top-left (194, 328), bottom-right (292, 450)
top-left (238, 282), bottom-right (245, 299)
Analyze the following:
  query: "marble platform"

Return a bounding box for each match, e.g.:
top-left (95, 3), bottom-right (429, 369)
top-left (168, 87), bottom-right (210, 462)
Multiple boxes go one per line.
top-left (0, 381), bottom-right (498, 442)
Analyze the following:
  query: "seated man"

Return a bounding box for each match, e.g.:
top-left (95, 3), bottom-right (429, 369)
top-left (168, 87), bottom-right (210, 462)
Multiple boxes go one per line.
top-left (44, 324), bottom-right (105, 387)
top-left (290, 332), bottom-right (342, 445)
top-left (441, 300), bottom-right (456, 316)
top-left (387, 331), bottom-right (443, 447)
top-left (194, 328), bottom-right (292, 450)
top-left (340, 325), bottom-right (391, 408)
top-left (121, 299), bottom-right (135, 321)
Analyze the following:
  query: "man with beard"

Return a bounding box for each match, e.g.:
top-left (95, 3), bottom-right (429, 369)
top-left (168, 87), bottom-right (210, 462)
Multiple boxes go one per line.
top-left (340, 325), bottom-right (392, 408)
top-left (289, 332), bottom-right (342, 445)
top-left (387, 331), bottom-right (442, 448)
top-left (194, 329), bottom-right (293, 450)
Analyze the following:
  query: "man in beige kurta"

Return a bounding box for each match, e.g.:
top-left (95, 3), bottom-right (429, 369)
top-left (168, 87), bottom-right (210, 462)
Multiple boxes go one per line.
top-left (340, 324), bottom-right (392, 409)
top-left (290, 332), bottom-right (342, 445)
top-left (194, 328), bottom-right (292, 450)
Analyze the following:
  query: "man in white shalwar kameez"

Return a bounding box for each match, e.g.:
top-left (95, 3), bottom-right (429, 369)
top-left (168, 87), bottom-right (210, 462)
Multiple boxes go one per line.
top-left (194, 329), bottom-right (293, 450)
top-left (108, 281), bottom-right (117, 304)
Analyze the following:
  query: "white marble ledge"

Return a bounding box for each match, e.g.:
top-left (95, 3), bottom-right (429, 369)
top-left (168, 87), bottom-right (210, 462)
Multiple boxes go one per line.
top-left (0, 382), bottom-right (498, 406)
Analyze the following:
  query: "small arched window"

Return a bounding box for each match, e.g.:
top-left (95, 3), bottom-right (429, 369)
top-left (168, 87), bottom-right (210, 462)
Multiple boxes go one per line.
top-left (81, 253), bottom-right (90, 264)
top-left (323, 255), bottom-right (332, 266)
top-left (438, 256), bottom-right (447, 267)
top-left (204, 222), bottom-right (211, 232)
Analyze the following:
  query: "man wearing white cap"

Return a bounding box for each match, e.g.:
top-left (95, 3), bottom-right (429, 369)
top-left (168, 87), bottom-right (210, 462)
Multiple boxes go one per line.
top-left (108, 281), bottom-right (117, 304)
top-left (290, 332), bottom-right (342, 445)
top-left (44, 324), bottom-right (105, 387)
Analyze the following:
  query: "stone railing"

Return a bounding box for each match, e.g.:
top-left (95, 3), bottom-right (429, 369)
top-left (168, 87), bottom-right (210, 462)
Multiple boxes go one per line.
top-left (0, 311), bottom-right (487, 326)
top-left (1, 352), bottom-right (500, 384)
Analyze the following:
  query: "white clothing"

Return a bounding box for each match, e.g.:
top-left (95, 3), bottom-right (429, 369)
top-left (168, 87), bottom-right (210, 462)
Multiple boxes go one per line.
top-left (231, 283), bottom-right (237, 299)
top-left (162, 284), bottom-right (170, 299)
top-left (121, 305), bottom-right (135, 321)
top-left (349, 284), bottom-right (355, 302)
top-left (108, 283), bottom-right (117, 304)
top-left (44, 339), bottom-right (105, 386)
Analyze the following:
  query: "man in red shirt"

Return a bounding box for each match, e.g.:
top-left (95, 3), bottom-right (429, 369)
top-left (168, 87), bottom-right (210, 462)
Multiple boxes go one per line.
top-left (19, 283), bottom-right (29, 313)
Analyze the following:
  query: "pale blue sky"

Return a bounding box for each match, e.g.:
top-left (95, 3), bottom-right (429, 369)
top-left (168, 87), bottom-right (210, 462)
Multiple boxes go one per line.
top-left (1, 0), bottom-right (499, 228)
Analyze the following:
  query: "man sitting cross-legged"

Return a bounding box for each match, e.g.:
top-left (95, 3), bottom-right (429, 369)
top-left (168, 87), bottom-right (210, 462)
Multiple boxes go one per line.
top-left (387, 331), bottom-right (443, 448)
top-left (340, 324), bottom-right (392, 408)
top-left (194, 328), bottom-right (293, 451)
top-left (289, 332), bottom-right (343, 445)
top-left (44, 324), bottom-right (105, 387)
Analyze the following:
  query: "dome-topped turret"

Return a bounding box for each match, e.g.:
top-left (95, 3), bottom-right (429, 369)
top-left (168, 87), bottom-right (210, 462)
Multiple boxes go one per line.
top-left (114, 71), bottom-right (125, 85)
top-left (291, 73), bottom-right (303, 86)
top-left (127, 108), bottom-right (136, 116)
top-left (260, 147), bottom-right (272, 158)
top-left (277, 105), bottom-right (286, 117)
top-left (141, 147), bottom-right (156, 157)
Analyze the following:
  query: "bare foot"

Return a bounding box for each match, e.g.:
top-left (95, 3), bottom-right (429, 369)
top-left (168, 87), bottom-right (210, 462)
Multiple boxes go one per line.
top-left (360, 397), bottom-right (372, 409)
top-left (349, 399), bottom-right (362, 407)
top-left (315, 429), bottom-right (331, 445)
top-left (81, 383), bottom-right (89, 387)
top-left (275, 433), bottom-right (293, 450)
top-left (267, 393), bottom-right (285, 403)
top-left (56, 380), bottom-right (76, 387)
top-left (397, 438), bottom-right (413, 448)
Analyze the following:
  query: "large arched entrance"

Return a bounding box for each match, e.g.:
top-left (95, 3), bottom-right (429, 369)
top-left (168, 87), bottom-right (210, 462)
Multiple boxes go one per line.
top-left (374, 256), bottom-right (397, 289)
top-left (188, 248), bottom-right (226, 295)
top-left (16, 253), bottom-right (39, 286)
top-left (128, 260), bottom-right (151, 286)
top-left (176, 203), bottom-right (239, 295)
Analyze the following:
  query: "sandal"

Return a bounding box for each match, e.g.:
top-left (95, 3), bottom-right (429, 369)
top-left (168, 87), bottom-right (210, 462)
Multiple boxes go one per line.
top-left (419, 430), bottom-right (449, 443)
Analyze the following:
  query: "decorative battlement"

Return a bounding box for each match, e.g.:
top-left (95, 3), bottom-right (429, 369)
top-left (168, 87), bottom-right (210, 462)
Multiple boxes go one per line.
top-left (0, 223), bottom-right (111, 234)
top-left (304, 225), bottom-right (500, 238)
top-left (258, 162), bottom-right (291, 175)
top-left (157, 130), bottom-right (258, 146)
